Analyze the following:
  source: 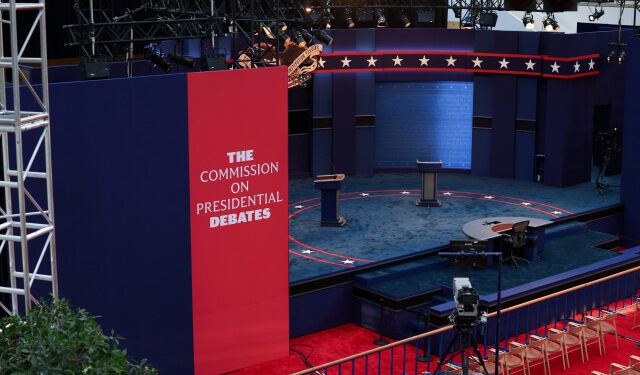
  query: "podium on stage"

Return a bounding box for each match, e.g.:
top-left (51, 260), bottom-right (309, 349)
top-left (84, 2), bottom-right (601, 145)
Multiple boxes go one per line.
top-left (416, 160), bottom-right (442, 207)
top-left (314, 174), bottom-right (347, 227)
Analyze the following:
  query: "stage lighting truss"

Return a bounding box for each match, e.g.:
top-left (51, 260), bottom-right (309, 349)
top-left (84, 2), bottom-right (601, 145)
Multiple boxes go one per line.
top-left (0, 1), bottom-right (59, 316)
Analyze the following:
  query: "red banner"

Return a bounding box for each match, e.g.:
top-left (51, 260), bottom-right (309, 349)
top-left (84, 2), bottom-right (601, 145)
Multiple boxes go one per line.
top-left (188, 67), bottom-right (289, 374)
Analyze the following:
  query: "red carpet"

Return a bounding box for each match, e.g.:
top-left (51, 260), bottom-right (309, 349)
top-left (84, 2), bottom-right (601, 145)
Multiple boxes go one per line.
top-left (232, 301), bottom-right (640, 375)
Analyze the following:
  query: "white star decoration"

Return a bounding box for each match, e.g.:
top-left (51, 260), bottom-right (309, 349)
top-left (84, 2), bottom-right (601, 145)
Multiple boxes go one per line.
top-left (392, 55), bottom-right (403, 66)
top-left (360, 193), bottom-right (370, 196)
top-left (401, 191), bottom-right (410, 195)
top-left (419, 56), bottom-right (430, 66)
top-left (484, 196), bottom-right (495, 199)
top-left (472, 57), bottom-right (483, 68)
top-left (294, 205), bottom-right (304, 209)
top-left (498, 58), bottom-right (510, 69)
top-left (341, 56), bottom-right (351, 67)
top-left (342, 259), bottom-right (355, 264)
top-left (446, 56), bottom-right (457, 67)
top-left (588, 59), bottom-right (595, 70)
top-left (525, 59), bottom-right (536, 71)
top-left (552, 210), bottom-right (562, 215)
top-left (302, 250), bottom-right (313, 254)
top-left (367, 56), bottom-right (378, 67)
top-left (573, 61), bottom-right (580, 73)
top-left (317, 58), bottom-right (325, 68)
top-left (550, 61), bottom-right (560, 73)
top-left (521, 202), bottom-right (532, 206)
top-left (443, 192), bottom-right (453, 196)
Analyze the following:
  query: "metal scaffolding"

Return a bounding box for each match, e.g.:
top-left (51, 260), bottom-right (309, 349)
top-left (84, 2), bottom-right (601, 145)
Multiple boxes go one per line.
top-left (0, 0), bottom-right (58, 315)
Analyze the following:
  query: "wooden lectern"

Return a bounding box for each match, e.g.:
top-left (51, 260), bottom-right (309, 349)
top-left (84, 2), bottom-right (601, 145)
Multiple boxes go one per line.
top-left (314, 174), bottom-right (347, 226)
top-left (416, 160), bottom-right (442, 207)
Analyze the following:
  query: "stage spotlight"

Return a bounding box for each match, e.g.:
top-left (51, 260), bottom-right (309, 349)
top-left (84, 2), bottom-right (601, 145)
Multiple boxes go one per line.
top-left (279, 31), bottom-right (291, 44)
top-left (400, 11), bottom-right (411, 27)
top-left (376, 9), bottom-right (388, 27)
top-left (301, 29), bottom-right (314, 45)
top-left (294, 31), bottom-right (307, 47)
top-left (344, 9), bottom-right (355, 28)
top-left (462, 16), bottom-right (475, 29)
top-left (589, 9), bottom-right (604, 21)
top-left (316, 30), bottom-right (333, 45)
top-left (168, 53), bottom-right (196, 68)
top-left (144, 46), bottom-right (172, 73)
top-left (478, 12), bottom-right (498, 27)
top-left (278, 21), bottom-right (287, 31)
top-left (522, 12), bottom-right (535, 29)
top-left (543, 16), bottom-right (559, 31)
top-left (453, 6), bottom-right (462, 18)
top-left (323, 10), bottom-right (333, 28)
top-left (618, 49), bottom-right (626, 64)
top-left (261, 22), bottom-right (275, 39)
top-left (303, 0), bottom-right (313, 13)
top-left (606, 49), bottom-right (616, 63)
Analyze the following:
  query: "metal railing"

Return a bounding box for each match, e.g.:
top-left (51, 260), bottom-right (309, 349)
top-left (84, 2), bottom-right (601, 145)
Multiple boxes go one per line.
top-left (291, 263), bottom-right (640, 375)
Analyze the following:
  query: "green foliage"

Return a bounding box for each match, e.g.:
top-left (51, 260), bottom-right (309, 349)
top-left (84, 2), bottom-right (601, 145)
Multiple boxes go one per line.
top-left (0, 298), bottom-right (157, 375)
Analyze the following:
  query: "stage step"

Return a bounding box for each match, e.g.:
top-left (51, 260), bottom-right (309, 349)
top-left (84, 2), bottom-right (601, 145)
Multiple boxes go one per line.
top-left (545, 220), bottom-right (588, 240)
top-left (354, 256), bottom-right (449, 288)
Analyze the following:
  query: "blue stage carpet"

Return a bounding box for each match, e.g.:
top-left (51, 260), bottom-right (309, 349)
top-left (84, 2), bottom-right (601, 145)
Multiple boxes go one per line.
top-left (288, 172), bottom-right (621, 283)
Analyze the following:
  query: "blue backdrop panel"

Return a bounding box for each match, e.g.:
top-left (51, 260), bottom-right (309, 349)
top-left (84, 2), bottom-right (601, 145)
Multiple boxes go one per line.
top-left (515, 131), bottom-right (535, 181)
top-left (46, 75), bottom-right (193, 373)
top-left (312, 128), bottom-right (333, 176)
top-left (622, 38), bottom-right (640, 243)
top-left (472, 129), bottom-right (491, 176)
top-left (374, 82), bottom-right (473, 169)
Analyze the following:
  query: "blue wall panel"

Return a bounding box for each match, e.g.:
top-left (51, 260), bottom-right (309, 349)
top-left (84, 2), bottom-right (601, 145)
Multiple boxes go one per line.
top-left (45, 75), bottom-right (194, 374)
top-left (472, 128), bottom-right (492, 176)
top-left (312, 129), bottom-right (333, 176)
top-left (622, 38), bottom-right (640, 243)
top-left (514, 131), bottom-right (535, 181)
top-left (374, 82), bottom-right (473, 169)
top-left (356, 127), bottom-right (375, 175)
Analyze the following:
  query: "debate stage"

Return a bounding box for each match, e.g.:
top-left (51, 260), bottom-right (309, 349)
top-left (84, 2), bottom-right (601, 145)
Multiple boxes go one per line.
top-left (288, 171), bottom-right (638, 338)
top-left (289, 171), bottom-right (623, 283)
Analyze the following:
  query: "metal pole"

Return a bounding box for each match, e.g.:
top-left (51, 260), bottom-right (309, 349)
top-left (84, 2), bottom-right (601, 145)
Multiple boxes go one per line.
top-left (495, 253), bottom-right (502, 375)
top-left (89, 0), bottom-right (95, 56)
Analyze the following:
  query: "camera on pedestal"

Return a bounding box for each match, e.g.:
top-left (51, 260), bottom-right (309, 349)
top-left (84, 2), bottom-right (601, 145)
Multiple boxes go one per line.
top-left (426, 278), bottom-right (491, 375)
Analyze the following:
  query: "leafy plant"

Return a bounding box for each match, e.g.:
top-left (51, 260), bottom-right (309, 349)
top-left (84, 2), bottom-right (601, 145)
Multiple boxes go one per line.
top-left (0, 298), bottom-right (157, 375)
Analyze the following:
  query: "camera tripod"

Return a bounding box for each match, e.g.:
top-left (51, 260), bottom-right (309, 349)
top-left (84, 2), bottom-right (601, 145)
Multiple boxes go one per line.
top-left (430, 326), bottom-right (491, 375)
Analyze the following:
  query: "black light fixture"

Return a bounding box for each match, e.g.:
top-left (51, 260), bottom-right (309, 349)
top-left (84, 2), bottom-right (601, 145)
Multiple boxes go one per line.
top-left (344, 8), bottom-right (355, 28)
top-left (301, 29), bottom-right (314, 45)
top-left (144, 46), bottom-right (172, 73)
top-left (261, 22), bottom-right (275, 39)
top-left (522, 12), bottom-right (535, 29)
top-left (279, 31), bottom-right (291, 44)
top-left (400, 11), bottom-right (411, 27)
top-left (606, 49), bottom-right (616, 63)
top-left (453, 6), bottom-right (462, 18)
top-left (589, 8), bottom-right (605, 21)
top-left (478, 12), bottom-right (498, 27)
top-left (618, 49), bottom-right (627, 64)
top-left (376, 9), bottom-right (387, 27)
top-left (543, 14), bottom-right (559, 31)
top-left (278, 21), bottom-right (287, 31)
top-left (168, 53), bottom-right (196, 68)
top-left (303, 0), bottom-right (314, 13)
top-left (461, 15), bottom-right (475, 29)
top-left (323, 9), bottom-right (333, 28)
top-left (315, 29), bottom-right (333, 45)
top-left (294, 31), bottom-right (307, 47)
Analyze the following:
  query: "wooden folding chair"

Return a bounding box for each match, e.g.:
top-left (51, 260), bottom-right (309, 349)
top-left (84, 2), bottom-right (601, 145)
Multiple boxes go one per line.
top-left (549, 327), bottom-right (585, 367)
top-left (510, 340), bottom-right (545, 375)
top-left (567, 321), bottom-right (602, 360)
